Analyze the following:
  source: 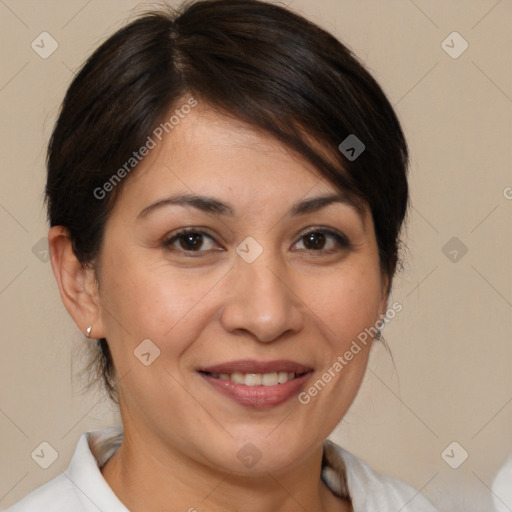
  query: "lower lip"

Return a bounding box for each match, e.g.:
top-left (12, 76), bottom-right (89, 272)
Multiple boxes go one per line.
top-left (199, 372), bottom-right (312, 408)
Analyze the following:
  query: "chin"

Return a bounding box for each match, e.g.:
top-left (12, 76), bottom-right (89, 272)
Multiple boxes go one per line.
top-left (199, 432), bottom-right (315, 476)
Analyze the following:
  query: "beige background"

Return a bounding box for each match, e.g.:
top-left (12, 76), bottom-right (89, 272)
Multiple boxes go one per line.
top-left (0, 1), bottom-right (511, 510)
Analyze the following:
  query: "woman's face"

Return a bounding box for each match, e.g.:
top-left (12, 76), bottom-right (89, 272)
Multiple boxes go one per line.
top-left (94, 104), bottom-right (388, 473)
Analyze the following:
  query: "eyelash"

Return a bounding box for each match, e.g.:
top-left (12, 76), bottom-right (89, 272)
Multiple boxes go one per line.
top-left (162, 227), bottom-right (351, 257)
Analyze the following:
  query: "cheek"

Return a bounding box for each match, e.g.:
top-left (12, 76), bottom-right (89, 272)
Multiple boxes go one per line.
top-left (301, 261), bottom-right (384, 346)
top-left (98, 245), bottom-right (222, 356)
top-left (299, 265), bottom-right (382, 414)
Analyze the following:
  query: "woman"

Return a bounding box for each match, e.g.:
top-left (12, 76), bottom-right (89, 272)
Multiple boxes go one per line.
top-left (6, 0), bottom-right (438, 510)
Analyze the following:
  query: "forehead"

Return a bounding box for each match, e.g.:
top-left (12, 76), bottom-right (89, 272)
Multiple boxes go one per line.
top-left (119, 106), bottom-right (341, 205)
top-left (107, 105), bottom-right (371, 233)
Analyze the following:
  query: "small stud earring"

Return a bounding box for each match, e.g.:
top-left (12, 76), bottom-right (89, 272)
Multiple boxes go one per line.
top-left (85, 326), bottom-right (92, 338)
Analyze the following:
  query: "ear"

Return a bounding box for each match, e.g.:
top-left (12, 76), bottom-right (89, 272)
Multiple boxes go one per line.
top-left (48, 226), bottom-right (106, 340)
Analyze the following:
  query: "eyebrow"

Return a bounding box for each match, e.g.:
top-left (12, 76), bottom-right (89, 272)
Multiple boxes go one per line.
top-left (137, 192), bottom-right (365, 220)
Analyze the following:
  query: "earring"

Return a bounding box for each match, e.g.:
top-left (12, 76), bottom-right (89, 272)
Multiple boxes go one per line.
top-left (85, 326), bottom-right (92, 338)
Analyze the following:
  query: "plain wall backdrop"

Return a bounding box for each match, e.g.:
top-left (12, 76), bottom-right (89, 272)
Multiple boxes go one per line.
top-left (0, 1), bottom-right (511, 511)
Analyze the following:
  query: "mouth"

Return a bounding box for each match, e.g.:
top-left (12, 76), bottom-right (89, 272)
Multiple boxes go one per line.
top-left (196, 360), bottom-right (313, 408)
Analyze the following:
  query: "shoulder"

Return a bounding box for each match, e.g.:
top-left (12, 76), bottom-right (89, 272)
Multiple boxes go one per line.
top-left (322, 439), bottom-right (439, 511)
top-left (2, 474), bottom-right (81, 512)
top-left (3, 426), bottom-right (125, 512)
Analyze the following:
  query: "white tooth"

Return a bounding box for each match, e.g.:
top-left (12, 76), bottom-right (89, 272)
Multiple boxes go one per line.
top-left (244, 373), bottom-right (262, 386)
top-left (231, 372), bottom-right (245, 384)
top-left (288, 372), bottom-right (295, 380)
top-left (219, 373), bottom-right (230, 380)
top-left (262, 372), bottom-right (279, 386)
top-left (277, 371), bottom-right (289, 384)
top-left (211, 373), bottom-right (220, 378)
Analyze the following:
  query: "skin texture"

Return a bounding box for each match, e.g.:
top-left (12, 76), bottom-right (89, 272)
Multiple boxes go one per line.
top-left (49, 103), bottom-right (390, 512)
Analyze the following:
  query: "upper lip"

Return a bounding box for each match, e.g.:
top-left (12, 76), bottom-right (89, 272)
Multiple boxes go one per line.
top-left (197, 359), bottom-right (313, 375)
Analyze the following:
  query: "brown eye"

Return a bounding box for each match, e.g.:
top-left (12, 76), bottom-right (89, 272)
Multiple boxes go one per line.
top-left (303, 231), bottom-right (327, 250)
top-left (293, 229), bottom-right (350, 253)
top-left (163, 229), bottom-right (218, 253)
top-left (178, 232), bottom-right (205, 251)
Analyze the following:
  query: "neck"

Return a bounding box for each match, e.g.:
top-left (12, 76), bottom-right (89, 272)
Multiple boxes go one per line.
top-left (100, 426), bottom-right (351, 512)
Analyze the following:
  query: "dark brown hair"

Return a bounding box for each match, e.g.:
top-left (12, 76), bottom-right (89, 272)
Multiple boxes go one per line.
top-left (46, 0), bottom-right (408, 400)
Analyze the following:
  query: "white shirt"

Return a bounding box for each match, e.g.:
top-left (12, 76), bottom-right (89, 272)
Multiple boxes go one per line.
top-left (4, 425), bottom-right (438, 511)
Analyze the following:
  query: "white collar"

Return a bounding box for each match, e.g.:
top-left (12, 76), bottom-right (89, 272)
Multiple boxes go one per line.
top-left (63, 425), bottom-right (127, 511)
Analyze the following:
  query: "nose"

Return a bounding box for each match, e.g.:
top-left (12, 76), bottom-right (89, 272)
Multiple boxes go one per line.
top-left (220, 250), bottom-right (304, 343)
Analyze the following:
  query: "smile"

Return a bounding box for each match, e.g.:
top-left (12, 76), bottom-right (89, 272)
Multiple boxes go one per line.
top-left (197, 360), bottom-right (313, 408)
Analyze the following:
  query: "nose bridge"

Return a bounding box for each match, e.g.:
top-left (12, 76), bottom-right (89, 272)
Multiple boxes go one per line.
top-left (220, 242), bottom-right (303, 342)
